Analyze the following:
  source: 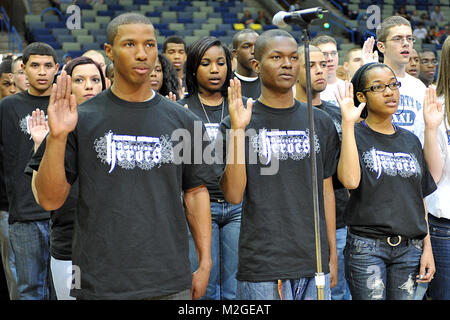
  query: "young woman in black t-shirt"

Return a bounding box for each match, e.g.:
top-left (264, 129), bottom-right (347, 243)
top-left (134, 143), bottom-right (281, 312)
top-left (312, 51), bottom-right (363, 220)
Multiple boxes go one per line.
top-left (336, 62), bottom-right (436, 300)
top-left (180, 37), bottom-right (241, 300)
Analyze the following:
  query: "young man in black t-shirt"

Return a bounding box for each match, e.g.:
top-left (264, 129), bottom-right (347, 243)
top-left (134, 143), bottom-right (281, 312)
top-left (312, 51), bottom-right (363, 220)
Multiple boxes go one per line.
top-left (232, 30), bottom-right (261, 100)
top-left (294, 45), bottom-right (351, 300)
top-left (33, 13), bottom-right (213, 300)
top-left (0, 43), bottom-right (59, 300)
top-left (219, 29), bottom-right (339, 300)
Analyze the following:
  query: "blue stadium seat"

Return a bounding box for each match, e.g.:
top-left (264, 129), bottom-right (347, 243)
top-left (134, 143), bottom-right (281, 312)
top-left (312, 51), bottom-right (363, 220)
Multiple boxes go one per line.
top-left (82, 43), bottom-right (102, 51)
top-left (178, 18), bottom-right (193, 24)
top-left (77, 4), bottom-right (92, 10)
top-left (35, 34), bottom-right (56, 42)
top-left (133, 0), bottom-right (147, 4)
top-left (146, 12), bottom-right (161, 17)
top-left (32, 28), bottom-right (51, 35)
top-left (214, 7), bottom-right (229, 13)
top-left (42, 15), bottom-right (60, 23)
top-left (170, 5), bottom-right (186, 11)
top-left (47, 41), bottom-right (62, 49)
top-left (263, 25), bottom-right (278, 31)
top-left (159, 29), bottom-right (176, 37)
top-left (108, 5), bottom-right (124, 11)
top-left (56, 35), bottom-right (76, 43)
top-left (67, 50), bottom-right (85, 58)
top-left (154, 23), bottom-right (169, 30)
top-left (222, 13), bottom-right (237, 19)
top-left (46, 22), bottom-right (66, 28)
top-left (223, 17), bottom-right (238, 24)
top-left (98, 10), bottom-right (114, 16)
top-left (52, 28), bottom-right (70, 36)
top-left (210, 30), bottom-right (226, 37)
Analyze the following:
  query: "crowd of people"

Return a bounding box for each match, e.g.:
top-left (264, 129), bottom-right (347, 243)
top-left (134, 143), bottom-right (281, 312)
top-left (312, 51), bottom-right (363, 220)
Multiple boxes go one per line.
top-left (0, 10), bottom-right (449, 301)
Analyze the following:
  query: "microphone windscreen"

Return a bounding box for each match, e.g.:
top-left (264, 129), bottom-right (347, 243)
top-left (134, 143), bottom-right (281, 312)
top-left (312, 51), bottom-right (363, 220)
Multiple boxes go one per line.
top-left (272, 11), bottom-right (288, 28)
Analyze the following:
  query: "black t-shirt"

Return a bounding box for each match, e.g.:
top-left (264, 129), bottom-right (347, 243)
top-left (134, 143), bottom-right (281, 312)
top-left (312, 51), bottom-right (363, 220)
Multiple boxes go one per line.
top-left (315, 100), bottom-right (348, 229)
top-left (344, 122), bottom-right (437, 238)
top-left (0, 91), bottom-right (50, 223)
top-left (234, 72), bottom-right (261, 100)
top-left (0, 154), bottom-right (8, 212)
top-left (26, 139), bottom-right (75, 261)
top-left (218, 99), bottom-right (340, 281)
top-left (30, 89), bottom-right (216, 299)
top-left (179, 94), bottom-right (246, 201)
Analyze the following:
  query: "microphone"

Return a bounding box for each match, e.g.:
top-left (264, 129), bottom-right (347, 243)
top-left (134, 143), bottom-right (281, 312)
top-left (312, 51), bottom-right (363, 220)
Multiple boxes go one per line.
top-left (272, 8), bottom-right (328, 27)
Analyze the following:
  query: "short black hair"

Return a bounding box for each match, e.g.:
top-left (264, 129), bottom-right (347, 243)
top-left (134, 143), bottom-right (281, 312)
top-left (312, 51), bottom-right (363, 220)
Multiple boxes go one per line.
top-left (254, 29), bottom-right (296, 61)
top-left (106, 12), bottom-right (153, 45)
top-left (0, 59), bottom-right (12, 77)
top-left (22, 42), bottom-right (57, 65)
top-left (64, 56), bottom-right (106, 90)
top-left (162, 35), bottom-right (186, 53)
top-left (156, 53), bottom-right (181, 98)
top-left (185, 36), bottom-right (232, 97)
top-left (232, 29), bottom-right (259, 49)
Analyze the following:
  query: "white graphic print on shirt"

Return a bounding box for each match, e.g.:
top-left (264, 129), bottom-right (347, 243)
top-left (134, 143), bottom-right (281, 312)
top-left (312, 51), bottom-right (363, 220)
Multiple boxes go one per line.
top-left (362, 147), bottom-right (420, 179)
top-left (250, 129), bottom-right (320, 165)
top-left (204, 123), bottom-right (220, 142)
top-left (94, 131), bottom-right (174, 173)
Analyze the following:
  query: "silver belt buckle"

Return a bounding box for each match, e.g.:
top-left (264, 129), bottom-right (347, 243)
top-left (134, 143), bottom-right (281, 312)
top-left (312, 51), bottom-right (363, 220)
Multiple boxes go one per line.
top-left (387, 236), bottom-right (402, 246)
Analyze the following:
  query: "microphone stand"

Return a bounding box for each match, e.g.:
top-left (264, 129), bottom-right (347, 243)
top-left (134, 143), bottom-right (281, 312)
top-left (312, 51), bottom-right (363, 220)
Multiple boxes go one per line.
top-left (297, 15), bottom-right (326, 301)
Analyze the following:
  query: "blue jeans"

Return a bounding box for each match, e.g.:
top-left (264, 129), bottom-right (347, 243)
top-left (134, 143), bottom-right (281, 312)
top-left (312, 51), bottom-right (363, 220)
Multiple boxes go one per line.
top-left (189, 201), bottom-right (241, 300)
top-left (344, 231), bottom-right (426, 300)
top-left (0, 211), bottom-right (17, 299)
top-left (9, 220), bottom-right (51, 300)
top-left (428, 215), bottom-right (450, 300)
top-left (236, 275), bottom-right (331, 300)
top-left (331, 226), bottom-right (352, 300)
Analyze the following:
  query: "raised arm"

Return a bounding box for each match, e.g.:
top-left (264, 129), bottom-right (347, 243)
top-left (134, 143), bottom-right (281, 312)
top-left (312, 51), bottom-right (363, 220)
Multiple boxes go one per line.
top-left (422, 87), bottom-right (444, 183)
top-left (219, 78), bottom-right (253, 204)
top-left (335, 82), bottom-right (366, 190)
top-left (28, 108), bottom-right (49, 204)
top-left (34, 71), bottom-right (78, 211)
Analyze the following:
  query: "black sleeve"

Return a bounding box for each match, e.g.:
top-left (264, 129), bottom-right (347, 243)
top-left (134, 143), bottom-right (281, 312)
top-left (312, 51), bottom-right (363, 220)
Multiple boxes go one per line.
top-left (24, 131), bottom-right (78, 186)
top-left (182, 117), bottom-right (220, 191)
top-left (319, 112), bottom-right (340, 179)
top-left (420, 149), bottom-right (437, 198)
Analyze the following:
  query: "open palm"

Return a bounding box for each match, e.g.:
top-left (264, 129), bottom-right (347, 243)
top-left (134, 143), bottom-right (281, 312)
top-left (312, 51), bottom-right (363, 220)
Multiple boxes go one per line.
top-left (335, 81), bottom-right (366, 124)
top-left (28, 108), bottom-right (49, 148)
top-left (228, 77), bottom-right (253, 130)
top-left (47, 70), bottom-right (78, 138)
top-left (423, 87), bottom-right (444, 130)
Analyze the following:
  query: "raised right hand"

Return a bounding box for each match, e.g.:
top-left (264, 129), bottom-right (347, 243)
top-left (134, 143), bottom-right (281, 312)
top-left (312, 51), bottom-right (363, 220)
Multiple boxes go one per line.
top-left (423, 86), bottom-right (444, 130)
top-left (228, 77), bottom-right (253, 130)
top-left (47, 70), bottom-right (78, 139)
top-left (335, 81), bottom-right (366, 124)
top-left (361, 36), bottom-right (379, 65)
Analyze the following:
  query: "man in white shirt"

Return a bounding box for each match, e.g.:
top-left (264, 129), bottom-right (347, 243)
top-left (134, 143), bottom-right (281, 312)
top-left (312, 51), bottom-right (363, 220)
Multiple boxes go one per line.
top-left (375, 16), bottom-right (427, 133)
top-left (413, 22), bottom-right (428, 40)
top-left (311, 35), bottom-right (345, 108)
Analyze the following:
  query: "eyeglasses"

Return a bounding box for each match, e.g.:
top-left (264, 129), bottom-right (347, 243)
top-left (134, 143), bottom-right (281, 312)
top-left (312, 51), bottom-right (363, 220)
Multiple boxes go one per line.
top-left (421, 59), bottom-right (438, 66)
top-left (322, 51), bottom-right (338, 59)
top-left (361, 81), bottom-right (401, 93)
top-left (386, 36), bottom-right (416, 44)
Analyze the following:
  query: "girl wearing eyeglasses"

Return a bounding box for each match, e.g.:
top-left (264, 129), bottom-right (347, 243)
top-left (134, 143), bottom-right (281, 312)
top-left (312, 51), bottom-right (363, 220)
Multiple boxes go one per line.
top-left (335, 62), bottom-right (436, 300)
